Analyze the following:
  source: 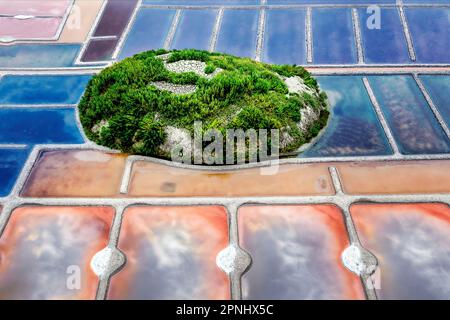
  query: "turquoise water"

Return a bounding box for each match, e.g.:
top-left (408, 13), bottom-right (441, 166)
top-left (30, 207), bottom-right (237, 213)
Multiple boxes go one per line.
top-left (302, 76), bottom-right (392, 157)
top-left (0, 75), bottom-right (91, 105)
top-left (262, 9), bottom-right (306, 65)
top-left (119, 8), bottom-right (176, 59)
top-left (368, 75), bottom-right (450, 154)
top-left (419, 75), bottom-right (450, 130)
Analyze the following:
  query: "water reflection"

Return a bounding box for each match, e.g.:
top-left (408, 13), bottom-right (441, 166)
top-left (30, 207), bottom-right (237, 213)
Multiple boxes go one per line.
top-left (302, 76), bottom-right (392, 157)
top-left (239, 205), bottom-right (364, 300)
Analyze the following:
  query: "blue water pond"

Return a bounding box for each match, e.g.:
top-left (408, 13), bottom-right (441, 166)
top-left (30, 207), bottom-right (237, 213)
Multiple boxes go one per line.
top-left (0, 75), bottom-right (91, 105)
top-left (302, 76), bottom-right (392, 157)
top-left (358, 8), bottom-right (410, 64)
top-left (312, 8), bottom-right (357, 64)
top-left (171, 9), bottom-right (217, 51)
top-left (0, 44), bottom-right (81, 68)
top-left (0, 148), bottom-right (30, 197)
top-left (143, 0), bottom-right (259, 4)
top-left (267, 0), bottom-right (394, 3)
top-left (0, 108), bottom-right (84, 144)
top-left (262, 9), bottom-right (306, 65)
top-left (215, 9), bottom-right (259, 58)
top-left (419, 75), bottom-right (450, 130)
top-left (406, 8), bottom-right (450, 63)
top-left (119, 8), bottom-right (176, 59)
top-left (368, 75), bottom-right (450, 155)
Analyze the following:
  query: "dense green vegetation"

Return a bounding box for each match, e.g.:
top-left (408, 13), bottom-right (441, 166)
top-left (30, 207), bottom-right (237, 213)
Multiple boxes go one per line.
top-left (79, 49), bottom-right (329, 161)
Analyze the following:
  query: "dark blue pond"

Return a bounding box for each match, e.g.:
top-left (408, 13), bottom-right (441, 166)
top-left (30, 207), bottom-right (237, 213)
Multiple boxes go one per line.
top-left (419, 75), bottom-right (450, 129)
top-left (262, 9), bottom-right (306, 65)
top-left (119, 8), bottom-right (176, 59)
top-left (406, 8), bottom-right (450, 63)
top-left (312, 8), bottom-right (357, 64)
top-left (368, 75), bottom-right (450, 155)
top-left (216, 9), bottom-right (259, 58)
top-left (358, 8), bottom-right (410, 64)
top-left (0, 148), bottom-right (30, 197)
top-left (0, 108), bottom-right (84, 144)
top-left (0, 75), bottom-right (91, 105)
top-left (404, 0), bottom-right (449, 3)
top-left (0, 44), bottom-right (81, 68)
top-left (302, 76), bottom-right (392, 157)
top-left (171, 9), bottom-right (217, 50)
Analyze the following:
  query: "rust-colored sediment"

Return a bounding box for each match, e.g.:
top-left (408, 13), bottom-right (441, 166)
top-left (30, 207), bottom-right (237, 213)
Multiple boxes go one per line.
top-left (128, 161), bottom-right (335, 197)
top-left (21, 150), bottom-right (450, 197)
top-left (22, 150), bottom-right (127, 197)
top-left (0, 206), bottom-right (114, 299)
top-left (238, 205), bottom-right (365, 300)
top-left (336, 160), bottom-right (450, 194)
top-left (108, 206), bottom-right (229, 300)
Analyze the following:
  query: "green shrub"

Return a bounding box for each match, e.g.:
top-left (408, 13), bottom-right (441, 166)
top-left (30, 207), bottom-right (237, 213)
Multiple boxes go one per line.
top-left (231, 106), bottom-right (272, 130)
top-left (78, 49), bottom-right (329, 160)
top-left (134, 114), bottom-right (166, 155)
top-left (167, 49), bottom-right (210, 63)
top-left (302, 92), bottom-right (320, 110)
top-left (204, 64), bottom-right (216, 74)
top-left (277, 96), bottom-right (302, 122)
top-left (99, 113), bottom-right (138, 152)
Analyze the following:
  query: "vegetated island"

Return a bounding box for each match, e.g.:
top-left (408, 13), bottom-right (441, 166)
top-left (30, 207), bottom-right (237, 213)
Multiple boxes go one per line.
top-left (79, 49), bottom-right (329, 164)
